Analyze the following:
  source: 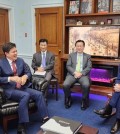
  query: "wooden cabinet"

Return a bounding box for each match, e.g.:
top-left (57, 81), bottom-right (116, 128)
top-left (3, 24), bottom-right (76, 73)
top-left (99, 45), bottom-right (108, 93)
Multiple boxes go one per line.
top-left (62, 0), bottom-right (120, 95)
top-left (64, 0), bottom-right (120, 54)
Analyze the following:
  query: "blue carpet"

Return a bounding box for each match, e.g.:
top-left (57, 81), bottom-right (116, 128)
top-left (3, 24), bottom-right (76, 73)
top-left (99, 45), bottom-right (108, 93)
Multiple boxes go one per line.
top-left (0, 89), bottom-right (120, 134)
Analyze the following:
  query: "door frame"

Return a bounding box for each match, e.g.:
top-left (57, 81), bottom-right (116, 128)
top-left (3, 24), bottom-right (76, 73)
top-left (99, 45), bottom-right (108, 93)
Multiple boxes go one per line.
top-left (0, 3), bottom-right (15, 42)
top-left (31, 3), bottom-right (64, 55)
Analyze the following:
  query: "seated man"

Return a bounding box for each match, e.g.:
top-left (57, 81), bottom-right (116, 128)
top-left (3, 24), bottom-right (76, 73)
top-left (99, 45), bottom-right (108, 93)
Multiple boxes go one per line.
top-left (31, 39), bottom-right (55, 94)
top-left (0, 42), bottom-right (49, 134)
top-left (94, 65), bottom-right (120, 134)
top-left (63, 40), bottom-right (92, 110)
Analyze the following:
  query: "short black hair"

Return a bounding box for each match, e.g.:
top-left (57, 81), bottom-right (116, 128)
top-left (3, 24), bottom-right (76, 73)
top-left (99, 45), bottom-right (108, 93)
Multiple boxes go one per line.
top-left (39, 39), bottom-right (48, 45)
top-left (75, 40), bottom-right (85, 47)
top-left (2, 42), bottom-right (16, 53)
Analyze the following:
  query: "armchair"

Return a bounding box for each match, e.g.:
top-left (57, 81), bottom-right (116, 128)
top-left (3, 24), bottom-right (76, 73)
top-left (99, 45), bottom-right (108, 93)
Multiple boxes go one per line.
top-left (0, 87), bottom-right (37, 134)
top-left (32, 76), bottom-right (58, 102)
top-left (47, 77), bottom-right (58, 101)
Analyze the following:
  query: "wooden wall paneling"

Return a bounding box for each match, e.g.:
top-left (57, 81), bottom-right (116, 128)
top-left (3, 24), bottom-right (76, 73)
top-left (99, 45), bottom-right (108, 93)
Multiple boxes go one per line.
top-left (0, 8), bottom-right (9, 58)
top-left (35, 7), bottom-right (63, 82)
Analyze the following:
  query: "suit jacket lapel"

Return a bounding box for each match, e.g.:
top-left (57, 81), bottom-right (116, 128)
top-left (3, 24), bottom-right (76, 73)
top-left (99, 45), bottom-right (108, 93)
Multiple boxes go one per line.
top-left (4, 58), bottom-right (13, 74)
top-left (46, 51), bottom-right (49, 65)
top-left (16, 59), bottom-right (21, 75)
top-left (74, 52), bottom-right (77, 65)
top-left (39, 52), bottom-right (42, 65)
top-left (83, 53), bottom-right (86, 68)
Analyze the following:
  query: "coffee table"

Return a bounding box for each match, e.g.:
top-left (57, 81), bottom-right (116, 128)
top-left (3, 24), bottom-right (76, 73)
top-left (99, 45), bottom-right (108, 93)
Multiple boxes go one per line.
top-left (78, 125), bottom-right (99, 134)
top-left (37, 124), bottom-right (99, 134)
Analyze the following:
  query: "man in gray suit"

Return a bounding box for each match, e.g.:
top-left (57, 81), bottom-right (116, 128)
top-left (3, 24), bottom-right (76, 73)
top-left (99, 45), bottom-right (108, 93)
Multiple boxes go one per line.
top-left (31, 39), bottom-right (55, 99)
top-left (63, 40), bottom-right (92, 110)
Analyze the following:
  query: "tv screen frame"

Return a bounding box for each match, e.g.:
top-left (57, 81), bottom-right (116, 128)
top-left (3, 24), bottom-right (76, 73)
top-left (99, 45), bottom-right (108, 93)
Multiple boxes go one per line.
top-left (69, 26), bottom-right (120, 59)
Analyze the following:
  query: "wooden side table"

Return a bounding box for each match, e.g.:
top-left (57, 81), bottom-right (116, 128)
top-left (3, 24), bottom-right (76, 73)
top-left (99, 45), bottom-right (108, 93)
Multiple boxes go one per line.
top-left (78, 125), bottom-right (99, 134)
top-left (37, 130), bottom-right (57, 134)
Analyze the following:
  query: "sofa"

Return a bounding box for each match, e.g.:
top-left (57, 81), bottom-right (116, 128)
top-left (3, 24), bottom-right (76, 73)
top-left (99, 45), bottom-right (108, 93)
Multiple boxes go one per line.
top-left (0, 77), bottom-right (58, 134)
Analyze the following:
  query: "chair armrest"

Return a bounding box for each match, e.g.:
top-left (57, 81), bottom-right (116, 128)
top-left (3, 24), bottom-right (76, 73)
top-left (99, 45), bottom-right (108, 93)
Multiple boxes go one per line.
top-left (0, 87), bottom-right (7, 105)
top-left (0, 87), bottom-right (3, 93)
top-left (110, 77), bottom-right (117, 84)
top-left (109, 77), bottom-right (117, 94)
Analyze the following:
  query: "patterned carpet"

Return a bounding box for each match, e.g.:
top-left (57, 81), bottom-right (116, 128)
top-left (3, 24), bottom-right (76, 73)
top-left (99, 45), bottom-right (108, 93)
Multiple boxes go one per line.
top-left (0, 89), bottom-right (119, 134)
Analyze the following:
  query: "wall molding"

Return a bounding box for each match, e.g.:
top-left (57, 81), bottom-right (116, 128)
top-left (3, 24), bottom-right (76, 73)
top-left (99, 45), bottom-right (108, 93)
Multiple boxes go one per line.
top-left (31, 3), bottom-right (63, 7)
top-left (18, 54), bottom-right (32, 59)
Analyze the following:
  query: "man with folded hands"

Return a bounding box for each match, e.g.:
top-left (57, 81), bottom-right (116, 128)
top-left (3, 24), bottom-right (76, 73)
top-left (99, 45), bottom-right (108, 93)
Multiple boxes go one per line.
top-left (0, 42), bottom-right (49, 134)
top-left (31, 39), bottom-right (55, 98)
top-left (63, 40), bottom-right (92, 110)
top-left (94, 65), bottom-right (120, 134)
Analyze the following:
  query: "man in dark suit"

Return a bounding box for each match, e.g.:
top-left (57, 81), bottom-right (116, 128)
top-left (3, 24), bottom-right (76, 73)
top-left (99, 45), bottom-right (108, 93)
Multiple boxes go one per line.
top-left (31, 39), bottom-right (55, 95)
top-left (0, 42), bottom-right (49, 134)
top-left (63, 40), bottom-right (92, 110)
top-left (94, 65), bottom-right (120, 134)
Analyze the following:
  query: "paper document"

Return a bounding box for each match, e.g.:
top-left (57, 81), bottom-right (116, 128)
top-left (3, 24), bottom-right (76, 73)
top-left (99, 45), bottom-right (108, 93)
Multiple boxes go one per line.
top-left (41, 116), bottom-right (82, 134)
top-left (34, 71), bottom-right (46, 76)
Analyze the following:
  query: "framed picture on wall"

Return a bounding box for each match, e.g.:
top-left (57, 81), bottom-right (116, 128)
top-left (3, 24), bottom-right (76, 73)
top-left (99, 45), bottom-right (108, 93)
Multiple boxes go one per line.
top-left (112, 0), bottom-right (120, 12)
top-left (69, 0), bottom-right (80, 14)
top-left (80, 0), bottom-right (92, 14)
top-left (69, 26), bottom-right (120, 58)
top-left (98, 0), bottom-right (110, 13)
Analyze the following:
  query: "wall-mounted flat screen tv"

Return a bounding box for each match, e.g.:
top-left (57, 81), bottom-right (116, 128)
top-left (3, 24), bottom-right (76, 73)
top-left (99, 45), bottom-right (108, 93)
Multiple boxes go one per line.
top-left (69, 26), bottom-right (120, 58)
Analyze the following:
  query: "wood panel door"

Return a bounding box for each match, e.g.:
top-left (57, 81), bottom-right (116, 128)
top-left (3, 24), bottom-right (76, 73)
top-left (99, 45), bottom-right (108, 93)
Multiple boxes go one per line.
top-left (35, 7), bottom-right (63, 82)
top-left (0, 8), bottom-right (9, 58)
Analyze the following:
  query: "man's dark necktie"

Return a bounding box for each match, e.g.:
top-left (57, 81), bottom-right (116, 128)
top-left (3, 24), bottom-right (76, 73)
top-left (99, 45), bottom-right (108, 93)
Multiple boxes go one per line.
top-left (12, 61), bottom-right (21, 89)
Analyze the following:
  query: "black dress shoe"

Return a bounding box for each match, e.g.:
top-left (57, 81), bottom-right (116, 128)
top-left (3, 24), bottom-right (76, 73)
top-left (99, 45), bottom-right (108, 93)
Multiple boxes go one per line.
top-left (17, 124), bottom-right (26, 134)
top-left (94, 108), bottom-right (105, 115)
top-left (65, 96), bottom-right (72, 109)
top-left (81, 99), bottom-right (89, 110)
top-left (110, 120), bottom-right (120, 134)
top-left (100, 104), bottom-right (112, 118)
top-left (17, 129), bottom-right (26, 134)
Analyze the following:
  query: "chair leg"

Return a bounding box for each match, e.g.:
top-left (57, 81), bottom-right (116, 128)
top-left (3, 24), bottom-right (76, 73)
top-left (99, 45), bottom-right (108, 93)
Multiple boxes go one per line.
top-left (44, 89), bottom-right (48, 105)
top-left (55, 83), bottom-right (58, 101)
top-left (52, 87), bottom-right (54, 94)
top-left (3, 117), bottom-right (8, 134)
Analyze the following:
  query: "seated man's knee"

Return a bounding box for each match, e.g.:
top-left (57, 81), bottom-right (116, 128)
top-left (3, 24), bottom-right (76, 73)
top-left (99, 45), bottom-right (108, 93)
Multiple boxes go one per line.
top-left (37, 92), bottom-right (45, 101)
top-left (81, 83), bottom-right (90, 90)
top-left (21, 92), bottom-right (30, 103)
top-left (37, 90), bottom-right (43, 96)
top-left (63, 82), bottom-right (71, 89)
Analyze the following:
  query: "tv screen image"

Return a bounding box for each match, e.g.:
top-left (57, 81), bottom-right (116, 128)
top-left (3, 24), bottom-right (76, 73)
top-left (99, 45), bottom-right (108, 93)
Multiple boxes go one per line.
top-left (69, 26), bottom-right (120, 58)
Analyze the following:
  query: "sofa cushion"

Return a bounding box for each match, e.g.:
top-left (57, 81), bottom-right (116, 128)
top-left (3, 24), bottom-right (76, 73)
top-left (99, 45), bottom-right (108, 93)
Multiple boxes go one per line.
top-left (0, 99), bottom-right (36, 116)
top-left (0, 100), bottom-right (19, 115)
top-left (0, 87), bottom-right (37, 116)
